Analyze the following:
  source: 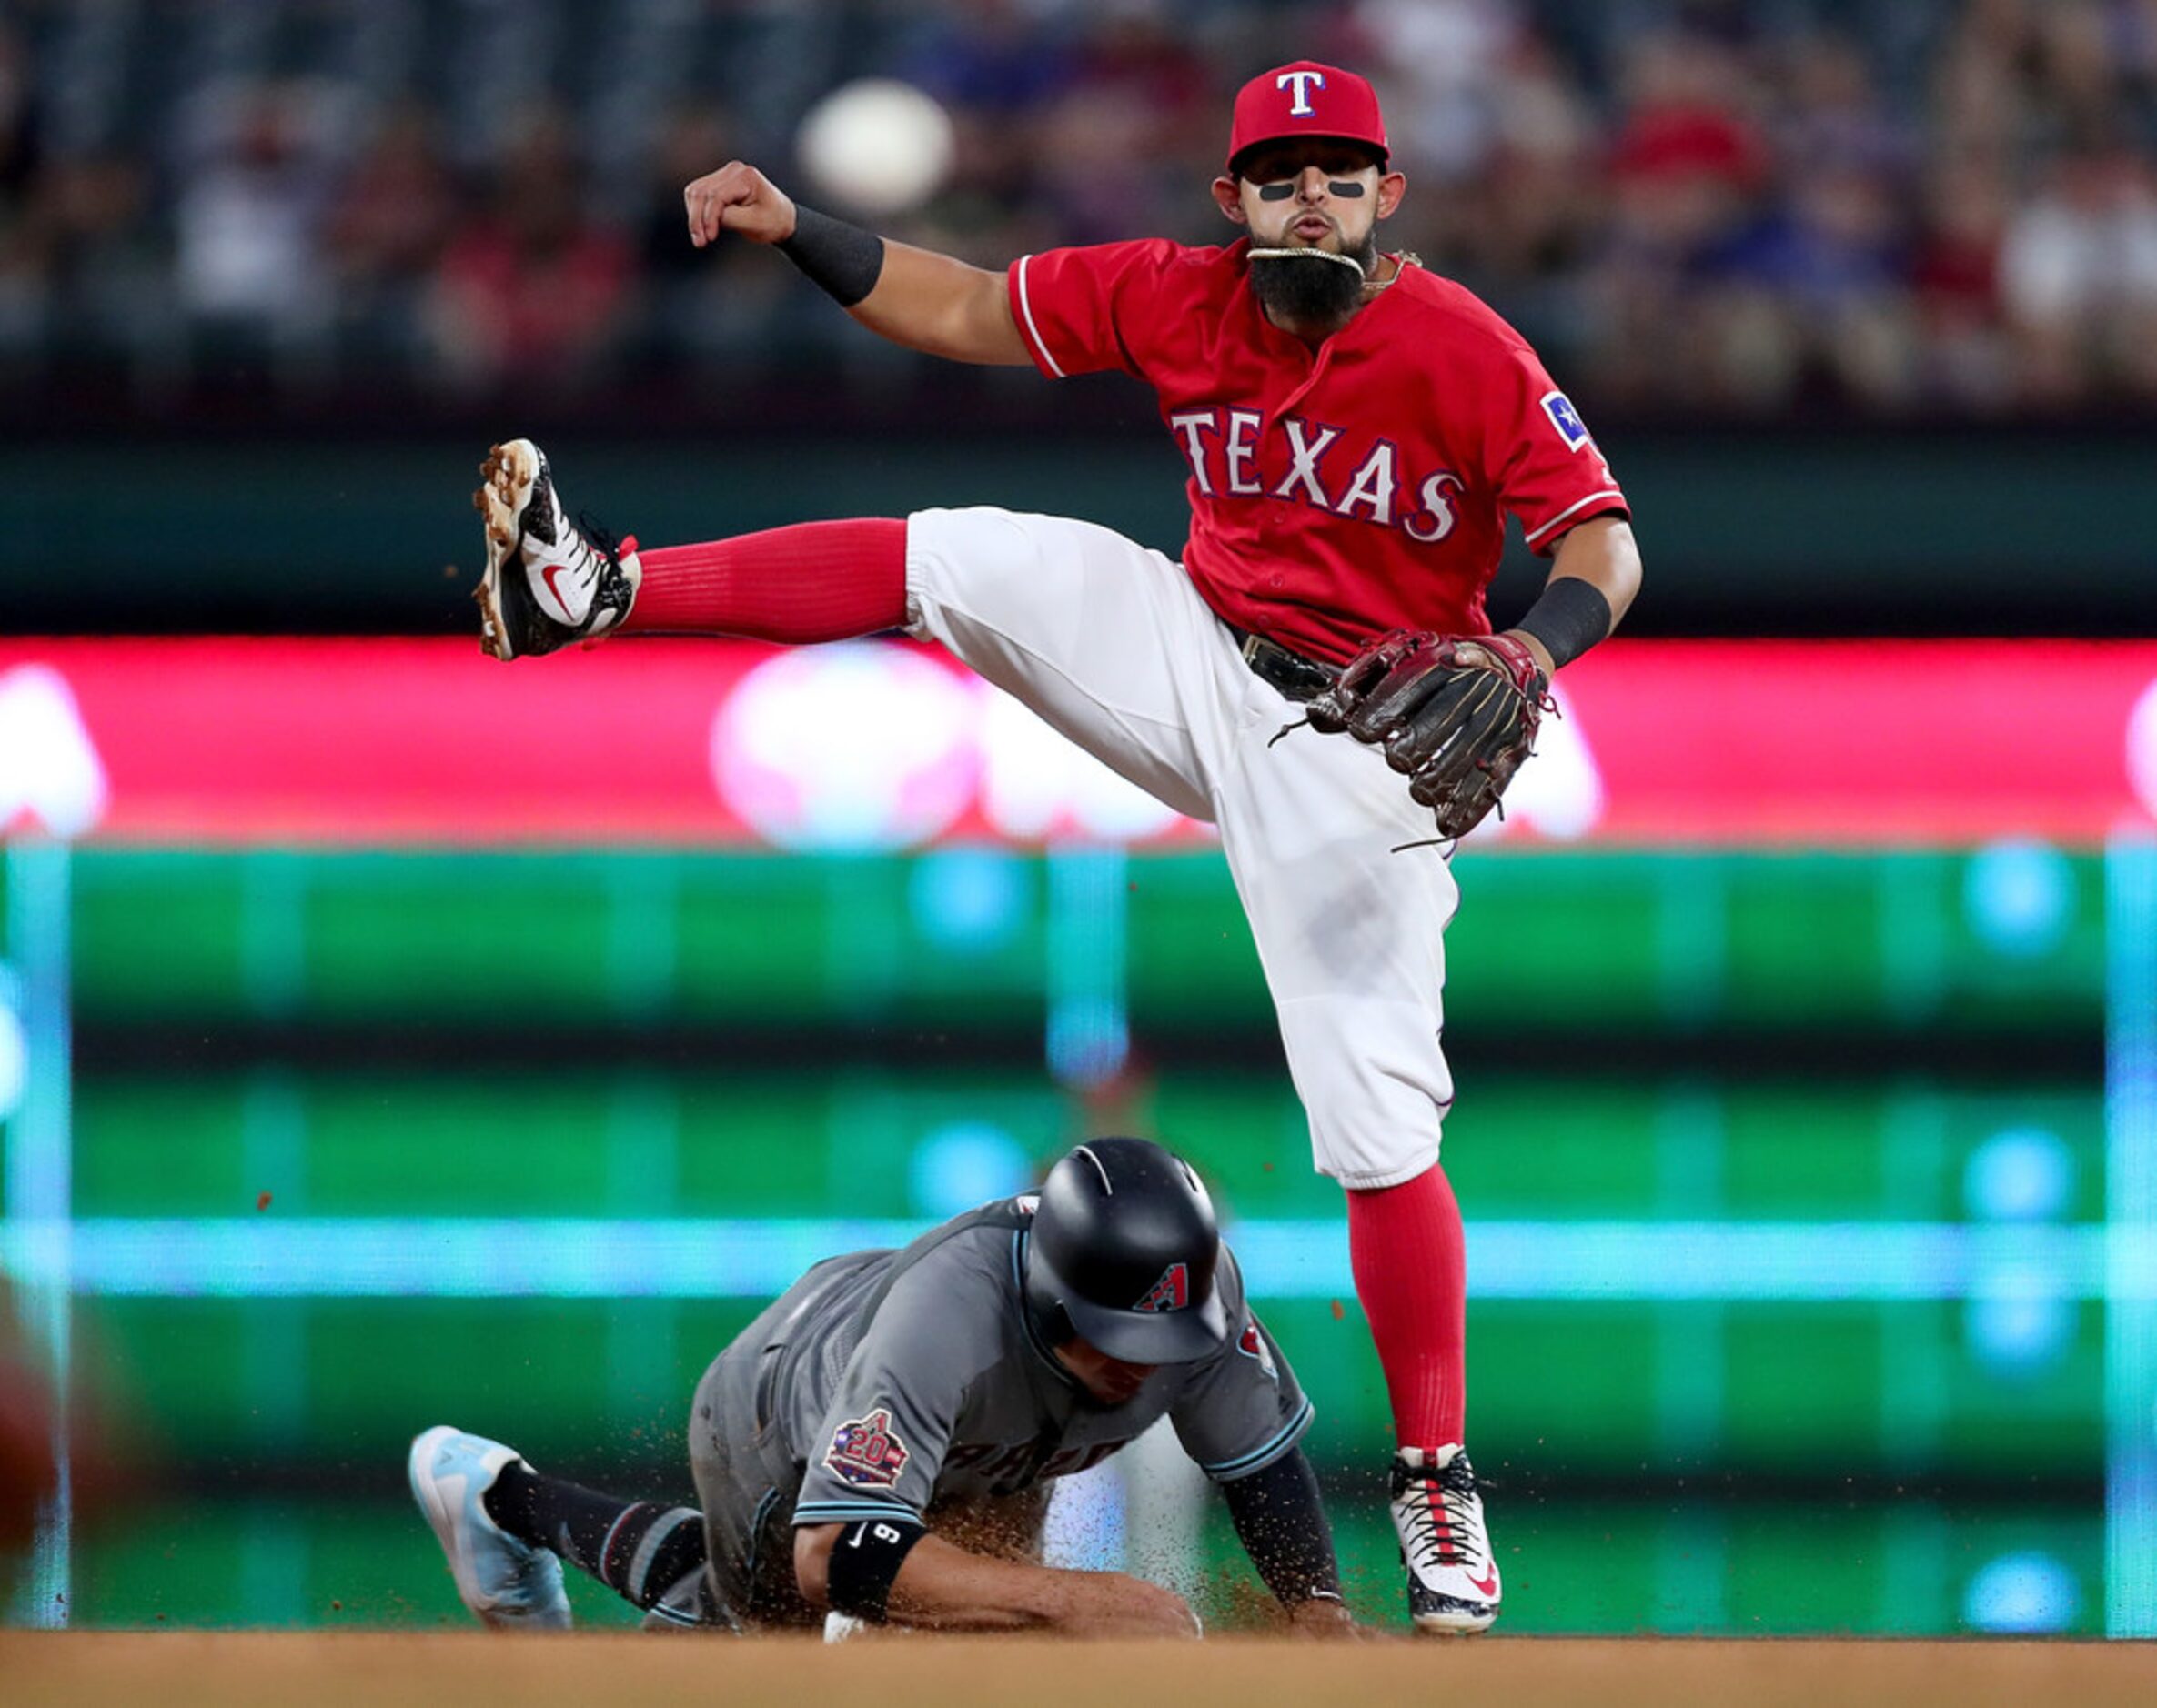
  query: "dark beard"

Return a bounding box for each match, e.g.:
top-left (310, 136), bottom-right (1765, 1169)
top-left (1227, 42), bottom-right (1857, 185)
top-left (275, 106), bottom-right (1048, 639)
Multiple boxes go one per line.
top-left (1248, 231), bottom-right (1376, 326)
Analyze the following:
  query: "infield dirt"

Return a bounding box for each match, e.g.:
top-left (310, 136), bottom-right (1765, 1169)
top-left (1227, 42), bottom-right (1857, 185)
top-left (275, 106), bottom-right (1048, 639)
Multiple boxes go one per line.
top-left (5, 1632), bottom-right (2156, 1707)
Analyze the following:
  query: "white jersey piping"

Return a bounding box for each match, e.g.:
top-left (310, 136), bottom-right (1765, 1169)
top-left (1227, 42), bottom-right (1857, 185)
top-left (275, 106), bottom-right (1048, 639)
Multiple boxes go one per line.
top-left (1013, 255), bottom-right (1066, 378)
top-left (1523, 489), bottom-right (1626, 547)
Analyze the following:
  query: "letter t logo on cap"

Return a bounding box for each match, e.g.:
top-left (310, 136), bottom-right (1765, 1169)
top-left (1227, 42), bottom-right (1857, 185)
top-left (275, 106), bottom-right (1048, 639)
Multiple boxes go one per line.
top-left (1228, 63), bottom-right (1386, 175)
top-left (1276, 69), bottom-right (1325, 116)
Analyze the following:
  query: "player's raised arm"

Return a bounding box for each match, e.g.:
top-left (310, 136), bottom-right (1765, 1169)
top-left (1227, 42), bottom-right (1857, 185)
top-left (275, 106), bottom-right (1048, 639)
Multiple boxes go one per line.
top-left (682, 161), bottom-right (1031, 367)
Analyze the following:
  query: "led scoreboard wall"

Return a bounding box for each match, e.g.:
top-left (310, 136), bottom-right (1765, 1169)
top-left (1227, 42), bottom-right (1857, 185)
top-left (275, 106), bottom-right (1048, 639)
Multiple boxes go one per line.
top-left (2, 638), bottom-right (2154, 1636)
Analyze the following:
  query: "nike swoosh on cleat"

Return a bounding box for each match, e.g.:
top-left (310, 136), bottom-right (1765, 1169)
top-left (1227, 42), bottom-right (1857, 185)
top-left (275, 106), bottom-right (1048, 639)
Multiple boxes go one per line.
top-left (540, 562), bottom-right (577, 620)
top-left (1468, 1567), bottom-right (1499, 1599)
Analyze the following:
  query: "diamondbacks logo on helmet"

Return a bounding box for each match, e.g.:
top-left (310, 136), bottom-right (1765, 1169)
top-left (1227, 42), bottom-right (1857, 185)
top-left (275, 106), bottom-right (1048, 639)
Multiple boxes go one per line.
top-left (826, 1408), bottom-right (910, 1488)
top-left (1133, 1261), bottom-right (1190, 1313)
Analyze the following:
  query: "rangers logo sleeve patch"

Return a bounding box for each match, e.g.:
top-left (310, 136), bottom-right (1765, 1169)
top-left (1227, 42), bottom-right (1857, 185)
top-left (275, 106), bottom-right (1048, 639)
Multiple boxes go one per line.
top-left (1134, 1262), bottom-right (1190, 1312)
top-left (1541, 390), bottom-right (1591, 451)
top-left (825, 1408), bottom-right (911, 1488)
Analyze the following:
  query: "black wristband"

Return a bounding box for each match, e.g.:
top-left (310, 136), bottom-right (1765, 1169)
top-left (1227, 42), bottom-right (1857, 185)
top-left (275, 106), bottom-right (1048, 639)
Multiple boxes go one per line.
top-left (1516, 575), bottom-right (1612, 670)
top-left (776, 205), bottom-right (886, 307)
top-left (822, 1514), bottom-right (925, 1622)
top-left (1219, 1445), bottom-right (1342, 1607)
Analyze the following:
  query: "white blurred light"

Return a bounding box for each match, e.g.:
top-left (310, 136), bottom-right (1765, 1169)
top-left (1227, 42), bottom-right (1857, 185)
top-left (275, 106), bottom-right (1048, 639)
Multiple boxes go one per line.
top-left (797, 80), bottom-right (955, 216)
top-left (0, 986), bottom-right (25, 1122)
top-left (2127, 676), bottom-right (2157, 823)
top-left (0, 665), bottom-right (107, 839)
top-left (1963, 839), bottom-right (2073, 957)
top-left (908, 1122), bottom-right (1031, 1219)
top-left (710, 648), bottom-right (1204, 849)
top-left (1964, 1128), bottom-right (2075, 1222)
top-left (711, 645), bottom-right (977, 849)
top-left (1962, 1551), bottom-right (2081, 1633)
top-left (908, 847), bottom-right (1027, 954)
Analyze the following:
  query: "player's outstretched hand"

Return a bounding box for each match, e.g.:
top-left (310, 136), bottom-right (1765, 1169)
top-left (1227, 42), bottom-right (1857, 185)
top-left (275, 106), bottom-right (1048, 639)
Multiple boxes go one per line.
top-left (684, 161), bottom-right (798, 248)
top-left (1054, 1571), bottom-right (1203, 1639)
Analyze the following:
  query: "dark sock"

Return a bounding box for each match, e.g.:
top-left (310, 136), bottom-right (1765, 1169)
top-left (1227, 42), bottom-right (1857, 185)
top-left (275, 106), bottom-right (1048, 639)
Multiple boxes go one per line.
top-left (484, 1460), bottom-right (707, 1612)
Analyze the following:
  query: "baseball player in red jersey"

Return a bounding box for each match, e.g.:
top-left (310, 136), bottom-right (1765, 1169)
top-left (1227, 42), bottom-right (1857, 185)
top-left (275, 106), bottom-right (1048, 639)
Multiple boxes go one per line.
top-left (470, 60), bottom-right (1641, 1634)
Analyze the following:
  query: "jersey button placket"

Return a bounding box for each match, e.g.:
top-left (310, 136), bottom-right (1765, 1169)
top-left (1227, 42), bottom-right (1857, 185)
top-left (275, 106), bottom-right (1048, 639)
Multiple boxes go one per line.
top-left (1261, 347), bottom-right (1332, 555)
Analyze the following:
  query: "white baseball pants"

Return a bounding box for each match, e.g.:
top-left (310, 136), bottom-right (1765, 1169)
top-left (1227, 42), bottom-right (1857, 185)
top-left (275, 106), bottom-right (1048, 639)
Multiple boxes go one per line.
top-left (905, 506), bottom-right (1457, 1189)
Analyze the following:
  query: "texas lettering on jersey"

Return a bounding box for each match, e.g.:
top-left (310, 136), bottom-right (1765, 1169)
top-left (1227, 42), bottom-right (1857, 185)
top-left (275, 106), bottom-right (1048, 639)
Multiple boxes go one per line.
top-left (1165, 407), bottom-right (1469, 543)
top-left (1008, 238), bottom-right (1630, 663)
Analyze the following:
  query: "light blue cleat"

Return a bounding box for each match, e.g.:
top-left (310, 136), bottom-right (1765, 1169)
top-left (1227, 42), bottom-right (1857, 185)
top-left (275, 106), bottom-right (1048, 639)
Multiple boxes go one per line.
top-left (408, 1424), bottom-right (572, 1631)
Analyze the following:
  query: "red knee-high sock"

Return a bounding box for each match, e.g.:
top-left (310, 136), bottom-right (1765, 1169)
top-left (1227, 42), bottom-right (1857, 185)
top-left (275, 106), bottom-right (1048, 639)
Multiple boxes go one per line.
top-left (621, 518), bottom-right (908, 641)
top-left (1346, 1160), bottom-right (1467, 1454)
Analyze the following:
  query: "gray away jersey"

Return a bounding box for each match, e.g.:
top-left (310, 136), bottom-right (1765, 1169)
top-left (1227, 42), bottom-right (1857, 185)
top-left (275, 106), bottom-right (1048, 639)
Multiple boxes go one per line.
top-left (771, 1198), bottom-right (1314, 1530)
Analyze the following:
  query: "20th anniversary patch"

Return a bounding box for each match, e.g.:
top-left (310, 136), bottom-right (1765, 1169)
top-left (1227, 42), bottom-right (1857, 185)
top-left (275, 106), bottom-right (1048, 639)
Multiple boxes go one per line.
top-left (826, 1407), bottom-right (911, 1488)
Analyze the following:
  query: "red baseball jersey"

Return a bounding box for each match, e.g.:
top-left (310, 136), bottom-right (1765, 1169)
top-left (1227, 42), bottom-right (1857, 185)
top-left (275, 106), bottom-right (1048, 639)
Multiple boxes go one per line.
top-left (1006, 238), bottom-right (1628, 666)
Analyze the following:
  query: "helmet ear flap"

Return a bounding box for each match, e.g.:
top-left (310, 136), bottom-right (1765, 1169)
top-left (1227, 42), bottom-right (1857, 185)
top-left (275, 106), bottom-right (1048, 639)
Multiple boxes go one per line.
top-left (1020, 1232), bottom-right (1073, 1349)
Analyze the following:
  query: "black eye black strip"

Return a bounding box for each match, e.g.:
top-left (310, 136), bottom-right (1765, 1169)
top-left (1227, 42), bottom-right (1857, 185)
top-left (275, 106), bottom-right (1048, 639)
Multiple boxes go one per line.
top-left (1255, 180), bottom-right (1367, 201)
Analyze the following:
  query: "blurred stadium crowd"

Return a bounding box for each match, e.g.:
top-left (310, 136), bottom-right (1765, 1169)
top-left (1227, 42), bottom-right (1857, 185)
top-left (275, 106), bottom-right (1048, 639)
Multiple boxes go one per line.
top-left (3, 0), bottom-right (2157, 420)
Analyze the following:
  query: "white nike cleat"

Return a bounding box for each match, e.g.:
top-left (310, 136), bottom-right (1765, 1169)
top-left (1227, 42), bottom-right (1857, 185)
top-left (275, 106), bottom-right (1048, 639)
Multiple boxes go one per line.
top-left (471, 437), bottom-right (640, 660)
top-left (408, 1424), bottom-right (572, 1630)
top-left (1391, 1443), bottom-right (1500, 1634)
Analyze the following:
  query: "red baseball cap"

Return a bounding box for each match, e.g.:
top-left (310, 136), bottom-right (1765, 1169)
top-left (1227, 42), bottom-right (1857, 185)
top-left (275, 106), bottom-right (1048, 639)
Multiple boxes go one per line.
top-left (1225, 61), bottom-right (1389, 176)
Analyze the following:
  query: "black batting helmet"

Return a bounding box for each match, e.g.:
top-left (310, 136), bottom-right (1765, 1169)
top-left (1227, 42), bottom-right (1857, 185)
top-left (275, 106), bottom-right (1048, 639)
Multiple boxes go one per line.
top-left (1023, 1137), bottom-right (1228, 1365)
